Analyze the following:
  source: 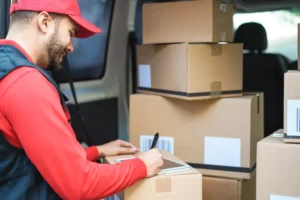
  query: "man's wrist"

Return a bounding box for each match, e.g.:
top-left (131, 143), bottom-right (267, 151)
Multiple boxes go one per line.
top-left (96, 145), bottom-right (104, 158)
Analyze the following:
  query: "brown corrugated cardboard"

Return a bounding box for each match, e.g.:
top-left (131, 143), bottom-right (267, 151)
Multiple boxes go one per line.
top-left (203, 173), bottom-right (256, 200)
top-left (283, 71), bottom-right (300, 143)
top-left (129, 93), bottom-right (264, 179)
top-left (257, 129), bottom-right (300, 200)
top-left (142, 0), bottom-right (233, 44)
top-left (105, 151), bottom-right (202, 200)
top-left (136, 43), bottom-right (243, 100)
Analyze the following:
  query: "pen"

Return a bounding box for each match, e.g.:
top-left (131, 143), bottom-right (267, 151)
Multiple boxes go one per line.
top-left (150, 132), bottom-right (159, 149)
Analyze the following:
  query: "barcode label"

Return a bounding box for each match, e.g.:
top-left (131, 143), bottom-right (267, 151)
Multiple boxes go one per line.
top-left (140, 135), bottom-right (174, 154)
top-left (220, 3), bottom-right (227, 13)
top-left (287, 100), bottom-right (300, 136)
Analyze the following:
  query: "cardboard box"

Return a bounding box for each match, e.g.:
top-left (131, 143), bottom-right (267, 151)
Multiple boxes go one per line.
top-left (129, 93), bottom-right (264, 179)
top-left (257, 129), bottom-right (300, 200)
top-left (142, 0), bottom-right (233, 44)
top-left (283, 71), bottom-right (300, 143)
top-left (203, 173), bottom-right (256, 200)
top-left (136, 43), bottom-right (243, 100)
top-left (105, 151), bottom-right (202, 200)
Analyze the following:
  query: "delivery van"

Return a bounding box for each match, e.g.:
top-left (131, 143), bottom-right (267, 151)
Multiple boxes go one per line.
top-left (0, 0), bottom-right (300, 200)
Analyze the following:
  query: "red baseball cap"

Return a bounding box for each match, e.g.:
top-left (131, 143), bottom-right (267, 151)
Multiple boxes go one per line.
top-left (9, 0), bottom-right (102, 38)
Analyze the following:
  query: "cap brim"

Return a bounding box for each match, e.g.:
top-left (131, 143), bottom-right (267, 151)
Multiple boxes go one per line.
top-left (69, 15), bottom-right (102, 38)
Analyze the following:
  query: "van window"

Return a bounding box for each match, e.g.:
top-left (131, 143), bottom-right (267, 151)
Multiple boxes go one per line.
top-left (57, 0), bottom-right (114, 82)
top-left (0, 0), bottom-right (10, 38)
top-left (234, 10), bottom-right (300, 61)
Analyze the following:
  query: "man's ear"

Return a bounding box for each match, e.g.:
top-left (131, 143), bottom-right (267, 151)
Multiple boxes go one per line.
top-left (36, 11), bottom-right (54, 34)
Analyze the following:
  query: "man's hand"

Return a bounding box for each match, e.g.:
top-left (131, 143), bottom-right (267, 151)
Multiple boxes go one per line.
top-left (96, 139), bottom-right (139, 157)
top-left (136, 148), bottom-right (164, 178)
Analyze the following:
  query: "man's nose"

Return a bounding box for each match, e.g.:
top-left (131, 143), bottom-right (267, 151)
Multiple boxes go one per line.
top-left (67, 40), bottom-right (74, 53)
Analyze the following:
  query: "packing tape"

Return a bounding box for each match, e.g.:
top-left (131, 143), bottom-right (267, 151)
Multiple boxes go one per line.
top-left (156, 177), bottom-right (171, 193)
top-left (211, 44), bottom-right (222, 56)
top-left (210, 81), bottom-right (222, 97)
top-left (188, 162), bottom-right (256, 173)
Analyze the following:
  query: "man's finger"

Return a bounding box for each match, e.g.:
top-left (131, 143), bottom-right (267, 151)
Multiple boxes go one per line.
top-left (119, 140), bottom-right (138, 150)
top-left (119, 147), bottom-right (139, 155)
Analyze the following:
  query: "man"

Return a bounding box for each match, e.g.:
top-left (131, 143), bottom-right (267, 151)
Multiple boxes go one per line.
top-left (0, 0), bottom-right (164, 199)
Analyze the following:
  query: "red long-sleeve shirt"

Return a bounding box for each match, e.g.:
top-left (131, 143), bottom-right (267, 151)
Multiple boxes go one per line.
top-left (0, 40), bottom-right (147, 200)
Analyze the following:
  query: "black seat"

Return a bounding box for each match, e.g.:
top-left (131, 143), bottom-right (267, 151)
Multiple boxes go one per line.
top-left (288, 60), bottom-right (298, 70)
top-left (234, 22), bottom-right (288, 137)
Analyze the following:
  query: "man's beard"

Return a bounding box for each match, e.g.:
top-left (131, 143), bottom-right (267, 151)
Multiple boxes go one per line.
top-left (46, 32), bottom-right (66, 72)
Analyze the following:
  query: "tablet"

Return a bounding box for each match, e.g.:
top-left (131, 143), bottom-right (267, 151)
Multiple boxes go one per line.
top-left (115, 157), bottom-right (191, 174)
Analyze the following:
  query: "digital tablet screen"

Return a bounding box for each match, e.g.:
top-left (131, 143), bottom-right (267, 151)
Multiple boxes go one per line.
top-left (115, 157), bottom-right (190, 174)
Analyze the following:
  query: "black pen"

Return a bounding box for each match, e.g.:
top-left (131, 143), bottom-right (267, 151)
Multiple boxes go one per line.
top-left (150, 132), bottom-right (159, 149)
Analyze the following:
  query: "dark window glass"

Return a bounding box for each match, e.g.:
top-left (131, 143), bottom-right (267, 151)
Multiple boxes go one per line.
top-left (56, 0), bottom-right (114, 82)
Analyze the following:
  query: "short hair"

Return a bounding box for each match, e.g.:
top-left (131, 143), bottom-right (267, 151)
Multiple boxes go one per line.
top-left (10, 0), bottom-right (63, 28)
top-left (10, 11), bottom-right (63, 28)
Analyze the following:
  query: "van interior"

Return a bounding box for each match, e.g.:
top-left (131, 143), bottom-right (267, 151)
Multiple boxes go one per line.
top-left (0, 0), bottom-right (300, 198)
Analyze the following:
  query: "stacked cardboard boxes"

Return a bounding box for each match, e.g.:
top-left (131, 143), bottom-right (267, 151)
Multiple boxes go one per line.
top-left (130, 93), bottom-right (261, 199)
top-left (126, 1), bottom-right (263, 200)
top-left (137, 0), bottom-right (243, 100)
top-left (255, 24), bottom-right (300, 199)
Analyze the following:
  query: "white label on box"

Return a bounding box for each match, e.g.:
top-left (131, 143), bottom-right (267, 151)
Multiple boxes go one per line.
top-left (138, 64), bottom-right (151, 88)
top-left (287, 100), bottom-right (300, 136)
top-left (220, 3), bottom-right (227, 12)
top-left (220, 32), bottom-right (226, 41)
top-left (270, 194), bottom-right (300, 200)
top-left (204, 136), bottom-right (241, 167)
top-left (140, 135), bottom-right (174, 154)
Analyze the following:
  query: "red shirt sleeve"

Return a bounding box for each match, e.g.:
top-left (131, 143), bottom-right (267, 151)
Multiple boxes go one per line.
top-left (1, 69), bottom-right (147, 200)
top-left (85, 146), bottom-right (99, 161)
